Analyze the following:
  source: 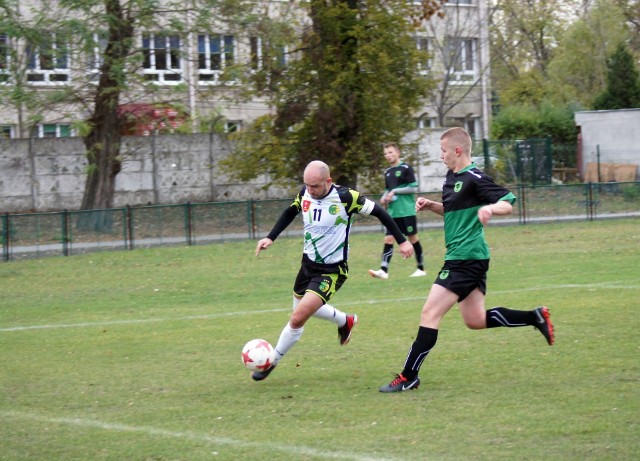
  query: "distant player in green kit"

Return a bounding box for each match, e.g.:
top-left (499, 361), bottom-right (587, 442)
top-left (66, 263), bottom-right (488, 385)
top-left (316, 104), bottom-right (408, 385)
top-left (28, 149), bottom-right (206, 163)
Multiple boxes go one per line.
top-left (368, 142), bottom-right (426, 280)
top-left (379, 128), bottom-right (554, 393)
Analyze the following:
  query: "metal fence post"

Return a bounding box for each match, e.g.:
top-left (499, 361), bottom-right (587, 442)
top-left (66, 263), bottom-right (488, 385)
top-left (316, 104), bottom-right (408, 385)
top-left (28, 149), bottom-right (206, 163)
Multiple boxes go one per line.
top-left (121, 207), bottom-right (128, 250)
top-left (248, 199), bottom-right (256, 239)
top-left (518, 184), bottom-right (526, 224)
top-left (588, 182), bottom-right (595, 221)
top-left (62, 209), bottom-right (70, 256)
top-left (185, 202), bottom-right (193, 246)
top-left (596, 145), bottom-right (601, 184)
top-left (2, 212), bottom-right (9, 262)
top-left (126, 205), bottom-right (135, 250)
top-left (545, 136), bottom-right (552, 184)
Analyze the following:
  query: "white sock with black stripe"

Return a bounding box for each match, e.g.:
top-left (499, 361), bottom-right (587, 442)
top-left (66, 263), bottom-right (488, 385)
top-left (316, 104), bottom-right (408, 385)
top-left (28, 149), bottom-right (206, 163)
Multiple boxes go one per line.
top-left (313, 303), bottom-right (346, 326)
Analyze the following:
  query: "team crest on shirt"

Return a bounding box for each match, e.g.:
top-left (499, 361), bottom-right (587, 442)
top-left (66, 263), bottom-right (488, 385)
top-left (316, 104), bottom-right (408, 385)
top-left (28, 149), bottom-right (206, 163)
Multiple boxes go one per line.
top-left (328, 204), bottom-right (339, 215)
top-left (302, 199), bottom-right (311, 212)
top-left (439, 270), bottom-right (450, 280)
top-left (454, 181), bottom-right (463, 193)
top-left (395, 171), bottom-right (401, 177)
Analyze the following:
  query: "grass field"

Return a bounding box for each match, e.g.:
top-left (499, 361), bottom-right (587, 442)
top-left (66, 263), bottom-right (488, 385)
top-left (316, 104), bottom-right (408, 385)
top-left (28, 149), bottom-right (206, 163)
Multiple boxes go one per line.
top-left (1, 219), bottom-right (639, 461)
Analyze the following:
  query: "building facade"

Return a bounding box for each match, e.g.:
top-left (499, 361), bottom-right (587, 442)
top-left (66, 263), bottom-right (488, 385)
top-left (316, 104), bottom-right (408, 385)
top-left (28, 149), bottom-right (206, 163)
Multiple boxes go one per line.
top-left (0, 0), bottom-right (490, 141)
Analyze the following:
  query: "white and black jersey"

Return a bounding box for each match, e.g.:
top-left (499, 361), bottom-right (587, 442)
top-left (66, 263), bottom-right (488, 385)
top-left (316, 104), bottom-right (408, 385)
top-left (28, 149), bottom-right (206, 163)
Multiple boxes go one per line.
top-left (266, 184), bottom-right (406, 265)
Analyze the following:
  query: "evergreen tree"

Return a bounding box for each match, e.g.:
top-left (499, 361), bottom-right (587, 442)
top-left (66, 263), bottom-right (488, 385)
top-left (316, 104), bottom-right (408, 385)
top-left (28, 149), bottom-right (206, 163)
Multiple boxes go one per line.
top-left (593, 42), bottom-right (640, 109)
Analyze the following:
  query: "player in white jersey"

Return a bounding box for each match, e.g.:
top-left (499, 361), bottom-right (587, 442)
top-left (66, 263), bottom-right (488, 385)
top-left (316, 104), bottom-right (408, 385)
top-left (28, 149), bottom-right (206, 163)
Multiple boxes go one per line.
top-left (252, 160), bottom-right (413, 382)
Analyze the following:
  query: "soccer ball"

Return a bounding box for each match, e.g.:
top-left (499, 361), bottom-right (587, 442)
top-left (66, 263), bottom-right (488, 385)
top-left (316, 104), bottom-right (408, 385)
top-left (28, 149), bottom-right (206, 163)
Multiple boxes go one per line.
top-left (241, 339), bottom-right (276, 372)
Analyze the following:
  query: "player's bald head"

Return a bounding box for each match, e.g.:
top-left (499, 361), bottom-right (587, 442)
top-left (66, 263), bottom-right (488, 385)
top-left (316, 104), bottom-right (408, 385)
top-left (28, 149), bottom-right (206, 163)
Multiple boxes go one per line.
top-left (303, 161), bottom-right (332, 199)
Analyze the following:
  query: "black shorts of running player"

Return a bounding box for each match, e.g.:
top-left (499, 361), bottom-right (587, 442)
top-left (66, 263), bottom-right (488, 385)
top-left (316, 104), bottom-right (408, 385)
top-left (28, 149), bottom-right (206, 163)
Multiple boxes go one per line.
top-left (433, 259), bottom-right (490, 302)
top-left (293, 254), bottom-right (349, 304)
top-left (384, 215), bottom-right (419, 237)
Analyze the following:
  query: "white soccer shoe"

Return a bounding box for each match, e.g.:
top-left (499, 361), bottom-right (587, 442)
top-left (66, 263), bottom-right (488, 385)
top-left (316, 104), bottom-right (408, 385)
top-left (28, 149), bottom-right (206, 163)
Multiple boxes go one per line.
top-left (409, 269), bottom-right (427, 277)
top-left (368, 269), bottom-right (389, 280)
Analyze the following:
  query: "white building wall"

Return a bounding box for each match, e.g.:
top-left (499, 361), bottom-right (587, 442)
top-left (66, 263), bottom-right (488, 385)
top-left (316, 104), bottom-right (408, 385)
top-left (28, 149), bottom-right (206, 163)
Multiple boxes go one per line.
top-left (575, 109), bottom-right (640, 180)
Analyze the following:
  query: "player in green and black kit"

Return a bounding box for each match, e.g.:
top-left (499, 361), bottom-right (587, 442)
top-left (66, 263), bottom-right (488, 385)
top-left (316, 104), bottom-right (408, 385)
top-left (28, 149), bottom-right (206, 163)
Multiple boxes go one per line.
top-left (368, 142), bottom-right (426, 280)
top-left (379, 128), bottom-right (554, 393)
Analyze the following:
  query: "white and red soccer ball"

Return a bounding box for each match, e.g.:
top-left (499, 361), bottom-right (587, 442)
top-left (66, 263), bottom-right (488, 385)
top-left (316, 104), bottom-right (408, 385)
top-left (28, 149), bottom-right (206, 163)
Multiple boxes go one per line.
top-left (241, 339), bottom-right (276, 372)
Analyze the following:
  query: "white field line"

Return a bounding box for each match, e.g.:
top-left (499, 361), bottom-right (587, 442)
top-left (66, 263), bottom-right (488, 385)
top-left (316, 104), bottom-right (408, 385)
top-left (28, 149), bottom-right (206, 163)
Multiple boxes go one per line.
top-left (0, 410), bottom-right (396, 461)
top-left (1, 282), bottom-right (637, 333)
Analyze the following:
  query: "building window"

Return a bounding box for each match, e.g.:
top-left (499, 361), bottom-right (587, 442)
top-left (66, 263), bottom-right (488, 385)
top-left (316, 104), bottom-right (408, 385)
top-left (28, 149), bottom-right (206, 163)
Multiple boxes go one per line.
top-left (225, 120), bottom-right (241, 133)
top-left (1, 125), bottom-right (13, 138)
top-left (87, 32), bottom-right (108, 81)
top-left (417, 115), bottom-right (436, 130)
top-left (36, 123), bottom-right (72, 138)
top-left (445, 37), bottom-right (476, 82)
top-left (198, 34), bottom-right (234, 84)
top-left (249, 36), bottom-right (263, 70)
top-left (26, 33), bottom-right (69, 83)
top-left (249, 36), bottom-right (287, 71)
top-left (416, 37), bottom-right (430, 75)
top-left (0, 33), bottom-right (10, 83)
top-left (142, 33), bottom-right (182, 83)
top-left (446, 117), bottom-right (478, 140)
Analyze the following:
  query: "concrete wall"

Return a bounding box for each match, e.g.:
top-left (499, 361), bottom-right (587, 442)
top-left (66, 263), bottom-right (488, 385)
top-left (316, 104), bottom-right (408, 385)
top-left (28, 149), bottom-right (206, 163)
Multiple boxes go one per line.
top-left (0, 134), bottom-right (291, 212)
top-left (0, 131), bottom-right (448, 213)
top-left (575, 109), bottom-right (640, 181)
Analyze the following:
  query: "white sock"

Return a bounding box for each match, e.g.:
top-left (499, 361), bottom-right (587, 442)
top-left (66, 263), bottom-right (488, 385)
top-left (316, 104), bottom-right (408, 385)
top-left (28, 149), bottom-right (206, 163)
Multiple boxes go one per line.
top-left (313, 303), bottom-right (347, 326)
top-left (273, 322), bottom-right (304, 364)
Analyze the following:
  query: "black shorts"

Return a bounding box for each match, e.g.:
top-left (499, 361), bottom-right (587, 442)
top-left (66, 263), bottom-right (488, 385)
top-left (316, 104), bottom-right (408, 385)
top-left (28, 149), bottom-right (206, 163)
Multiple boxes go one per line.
top-left (433, 259), bottom-right (489, 302)
top-left (384, 215), bottom-right (418, 236)
top-left (293, 254), bottom-right (348, 303)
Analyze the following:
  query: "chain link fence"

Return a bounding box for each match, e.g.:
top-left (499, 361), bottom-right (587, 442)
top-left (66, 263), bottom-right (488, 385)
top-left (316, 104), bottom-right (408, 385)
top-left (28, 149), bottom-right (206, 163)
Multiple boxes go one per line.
top-left (3, 182), bottom-right (640, 261)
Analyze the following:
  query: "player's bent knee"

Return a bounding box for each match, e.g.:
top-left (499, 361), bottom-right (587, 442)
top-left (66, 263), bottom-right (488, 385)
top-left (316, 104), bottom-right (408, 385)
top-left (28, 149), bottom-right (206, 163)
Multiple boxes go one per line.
top-left (290, 311), bottom-right (311, 329)
top-left (463, 316), bottom-right (486, 330)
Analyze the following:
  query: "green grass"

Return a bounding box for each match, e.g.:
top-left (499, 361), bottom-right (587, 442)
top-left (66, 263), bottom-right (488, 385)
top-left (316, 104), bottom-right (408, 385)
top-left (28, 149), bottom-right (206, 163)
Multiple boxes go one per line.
top-left (1, 219), bottom-right (639, 461)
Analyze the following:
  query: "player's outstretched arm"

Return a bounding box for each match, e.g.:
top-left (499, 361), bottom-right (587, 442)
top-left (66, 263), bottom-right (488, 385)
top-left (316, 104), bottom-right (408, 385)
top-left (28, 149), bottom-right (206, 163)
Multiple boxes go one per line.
top-left (478, 200), bottom-right (513, 225)
top-left (416, 197), bottom-right (444, 216)
top-left (255, 238), bottom-right (273, 256)
top-left (256, 204), bottom-right (300, 256)
top-left (369, 204), bottom-right (412, 257)
top-left (398, 241), bottom-right (414, 259)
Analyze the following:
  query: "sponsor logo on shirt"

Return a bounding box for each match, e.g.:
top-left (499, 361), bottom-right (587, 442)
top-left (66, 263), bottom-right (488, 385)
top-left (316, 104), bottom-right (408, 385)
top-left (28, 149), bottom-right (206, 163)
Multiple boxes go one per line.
top-left (302, 199), bottom-right (311, 212)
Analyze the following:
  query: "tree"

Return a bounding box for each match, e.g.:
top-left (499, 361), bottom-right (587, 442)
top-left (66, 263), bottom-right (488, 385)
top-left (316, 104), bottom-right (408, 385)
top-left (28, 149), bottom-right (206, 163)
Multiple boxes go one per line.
top-left (0, 0), bottom-right (251, 227)
top-left (71, 0), bottom-right (252, 222)
top-left (221, 0), bottom-right (442, 190)
top-left (592, 42), bottom-right (640, 110)
top-left (614, 0), bottom-right (640, 51)
top-left (491, 101), bottom-right (578, 143)
top-left (489, 0), bottom-right (579, 106)
top-left (78, 0), bottom-right (136, 216)
top-left (1, 0), bottom-right (444, 216)
top-left (545, 0), bottom-right (630, 107)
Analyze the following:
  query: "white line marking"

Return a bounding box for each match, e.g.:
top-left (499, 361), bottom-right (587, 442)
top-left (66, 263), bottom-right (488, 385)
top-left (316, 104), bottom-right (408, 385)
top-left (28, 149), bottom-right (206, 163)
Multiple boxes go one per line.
top-left (0, 309), bottom-right (289, 332)
top-left (0, 410), bottom-right (396, 461)
top-left (1, 282), bottom-right (637, 333)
